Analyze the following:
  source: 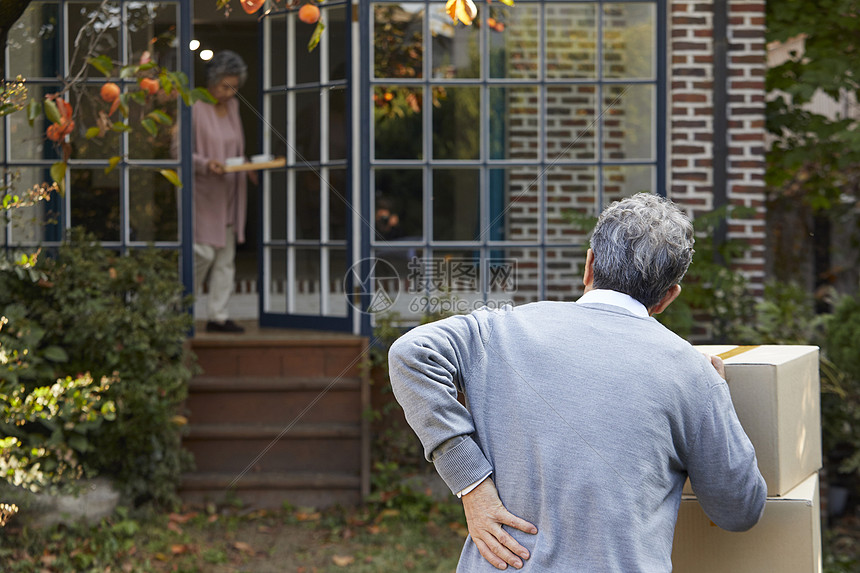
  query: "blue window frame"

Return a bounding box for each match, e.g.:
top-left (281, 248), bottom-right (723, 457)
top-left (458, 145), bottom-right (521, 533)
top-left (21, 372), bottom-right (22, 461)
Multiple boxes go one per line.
top-left (361, 0), bottom-right (666, 331)
top-left (2, 0), bottom-right (194, 289)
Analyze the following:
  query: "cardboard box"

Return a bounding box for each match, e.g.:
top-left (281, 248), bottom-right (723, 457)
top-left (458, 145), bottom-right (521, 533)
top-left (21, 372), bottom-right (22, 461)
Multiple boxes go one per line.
top-left (672, 472), bottom-right (822, 573)
top-left (691, 345), bottom-right (821, 496)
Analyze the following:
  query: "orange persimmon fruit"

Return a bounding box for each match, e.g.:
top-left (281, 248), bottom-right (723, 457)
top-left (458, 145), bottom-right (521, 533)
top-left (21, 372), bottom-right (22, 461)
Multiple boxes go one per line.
top-left (298, 3), bottom-right (320, 24)
top-left (100, 82), bottom-right (120, 103)
top-left (140, 78), bottom-right (159, 96)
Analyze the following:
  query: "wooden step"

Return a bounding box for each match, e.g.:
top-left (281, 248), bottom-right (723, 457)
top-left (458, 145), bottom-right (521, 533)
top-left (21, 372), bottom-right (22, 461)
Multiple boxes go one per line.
top-left (180, 471), bottom-right (362, 508)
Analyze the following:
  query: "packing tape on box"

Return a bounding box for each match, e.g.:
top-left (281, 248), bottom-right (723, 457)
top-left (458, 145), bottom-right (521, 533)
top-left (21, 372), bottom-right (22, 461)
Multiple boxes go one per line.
top-left (716, 345), bottom-right (760, 360)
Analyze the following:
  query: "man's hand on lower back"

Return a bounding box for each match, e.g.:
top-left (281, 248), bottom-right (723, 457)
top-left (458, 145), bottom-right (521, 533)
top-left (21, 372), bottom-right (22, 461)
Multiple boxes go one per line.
top-left (461, 477), bottom-right (537, 570)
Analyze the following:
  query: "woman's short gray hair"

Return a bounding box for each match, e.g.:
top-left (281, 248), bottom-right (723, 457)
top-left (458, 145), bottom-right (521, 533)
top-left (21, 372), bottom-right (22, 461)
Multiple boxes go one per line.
top-left (205, 50), bottom-right (247, 88)
top-left (590, 193), bottom-right (695, 309)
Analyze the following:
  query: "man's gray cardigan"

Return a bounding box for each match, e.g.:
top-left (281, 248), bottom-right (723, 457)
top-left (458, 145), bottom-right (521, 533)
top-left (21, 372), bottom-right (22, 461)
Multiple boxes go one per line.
top-left (388, 300), bottom-right (767, 572)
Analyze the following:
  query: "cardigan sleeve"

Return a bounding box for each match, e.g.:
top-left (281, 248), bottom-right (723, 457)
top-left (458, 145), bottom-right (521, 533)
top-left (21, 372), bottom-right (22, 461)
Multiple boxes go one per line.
top-left (388, 311), bottom-right (495, 494)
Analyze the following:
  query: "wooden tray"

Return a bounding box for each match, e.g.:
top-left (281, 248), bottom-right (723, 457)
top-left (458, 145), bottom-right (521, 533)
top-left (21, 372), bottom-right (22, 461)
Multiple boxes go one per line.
top-left (222, 157), bottom-right (286, 172)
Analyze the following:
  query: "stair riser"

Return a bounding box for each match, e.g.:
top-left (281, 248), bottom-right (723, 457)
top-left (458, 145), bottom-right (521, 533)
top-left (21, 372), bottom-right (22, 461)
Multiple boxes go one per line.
top-left (185, 390), bottom-right (362, 425)
top-left (194, 346), bottom-right (364, 378)
top-left (185, 438), bottom-right (362, 473)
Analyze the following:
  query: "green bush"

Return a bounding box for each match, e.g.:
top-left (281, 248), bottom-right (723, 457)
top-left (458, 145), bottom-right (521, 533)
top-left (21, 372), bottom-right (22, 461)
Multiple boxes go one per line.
top-left (0, 228), bottom-right (195, 506)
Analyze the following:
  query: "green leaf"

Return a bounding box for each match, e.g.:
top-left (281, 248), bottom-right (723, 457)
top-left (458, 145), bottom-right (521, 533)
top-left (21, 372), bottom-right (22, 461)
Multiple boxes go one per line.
top-left (140, 118), bottom-right (158, 137)
top-left (498, 0), bottom-right (515, 5)
top-left (119, 65), bottom-right (139, 79)
top-left (138, 62), bottom-right (158, 71)
top-left (308, 20), bottom-right (325, 52)
top-left (111, 122), bottom-right (132, 133)
top-left (87, 55), bottom-right (114, 77)
top-left (68, 434), bottom-right (89, 454)
top-left (147, 110), bottom-right (173, 125)
top-left (190, 87), bottom-right (216, 105)
top-left (85, 126), bottom-right (101, 139)
top-left (26, 98), bottom-right (40, 125)
top-left (159, 169), bottom-right (182, 188)
top-left (129, 90), bottom-right (147, 105)
top-left (42, 346), bottom-right (68, 363)
top-left (43, 99), bottom-right (61, 124)
top-left (50, 161), bottom-right (66, 195)
top-left (106, 156), bottom-right (122, 174)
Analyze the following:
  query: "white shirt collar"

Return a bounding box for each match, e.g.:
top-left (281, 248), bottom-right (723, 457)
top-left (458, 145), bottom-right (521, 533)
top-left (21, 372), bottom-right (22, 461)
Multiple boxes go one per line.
top-left (576, 289), bottom-right (650, 318)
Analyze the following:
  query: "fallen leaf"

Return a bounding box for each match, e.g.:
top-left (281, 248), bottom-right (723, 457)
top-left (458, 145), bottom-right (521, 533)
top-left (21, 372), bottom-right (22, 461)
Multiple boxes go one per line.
top-left (416, 548), bottom-right (428, 556)
top-left (171, 544), bottom-right (189, 555)
top-left (40, 554), bottom-right (57, 565)
top-left (331, 555), bottom-right (355, 567)
top-left (233, 541), bottom-right (254, 555)
top-left (169, 511), bottom-right (198, 524)
top-left (257, 525), bottom-right (272, 533)
top-left (207, 514), bottom-right (219, 523)
top-left (366, 525), bottom-right (382, 535)
top-left (295, 511), bottom-right (321, 522)
top-left (167, 521), bottom-right (183, 534)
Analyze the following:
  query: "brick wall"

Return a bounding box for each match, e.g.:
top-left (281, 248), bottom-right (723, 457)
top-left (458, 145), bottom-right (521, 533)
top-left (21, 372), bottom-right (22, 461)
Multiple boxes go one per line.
top-left (670, 0), bottom-right (768, 300)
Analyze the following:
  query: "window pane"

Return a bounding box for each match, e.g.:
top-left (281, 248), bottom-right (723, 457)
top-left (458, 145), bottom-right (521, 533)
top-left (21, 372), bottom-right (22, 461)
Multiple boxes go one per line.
top-left (265, 247), bottom-right (287, 313)
top-left (545, 85), bottom-right (597, 162)
top-left (545, 3), bottom-right (596, 80)
top-left (295, 169), bottom-right (320, 240)
top-left (545, 247), bottom-right (586, 301)
top-left (129, 95), bottom-right (179, 160)
top-left (5, 167), bottom-right (63, 244)
top-left (603, 3), bottom-right (655, 79)
top-left (431, 5), bottom-right (479, 79)
top-left (329, 86), bottom-right (348, 161)
top-left (268, 92), bottom-right (287, 158)
top-left (425, 248), bottom-right (483, 310)
top-left (269, 169), bottom-right (286, 240)
top-left (294, 248), bottom-right (321, 314)
top-left (373, 3), bottom-right (424, 79)
top-left (70, 167), bottom-right (120, 242)
top-left (432, 86), bottom-right (479, 160)
top-left (374, 168), bottom-right (422, 242)
top-left (73, 85), bottom-right (121, 160)
top-left (68, 2), bottom-right (120, 75)
top-left (545, 165), bottom-right (597, 243)
top-left (7, 2), bottom-right (60, 79)
top-left (488, 167), bottom-right (540, 242)
top-left (327, 5), bottom-right (348, 81)
top-left (433, 169), bottom-right (479, 242)
top-left (294, 90), bottom-right (320, 163)
top-left (328, 168), bottom-right (348, 241)
top-left (489, 2), bottom-right (538, 79)
top-left (489, 248), bottom-right (533, 305)
top-left (9, 85), bottom-right (61, 161)
top-left (490, 86), bottom-right (539, 160)
top-left (602, 165), bottom-right (655, 205)
top-left (129, 168), bottom-right (179, 242)
top-left (603, 84), bottom-right (654, 161)
top-left (127, 2), bottom-right (178, 71)
top-left (373, 247), bottom-right (423, 320)
top-left (327, 248), bottom-right (348, 316)
top-left (293, 13), bottom-right (320, 85)
top-left (268, 16), bottom-right (287, 88)
top-left (374, 86), bottom-right (422, 160)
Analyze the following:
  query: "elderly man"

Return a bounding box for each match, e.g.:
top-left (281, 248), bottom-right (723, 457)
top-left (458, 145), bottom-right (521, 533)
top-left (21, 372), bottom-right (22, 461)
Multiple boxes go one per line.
top-left (388, 193), bottom-right (766, 572)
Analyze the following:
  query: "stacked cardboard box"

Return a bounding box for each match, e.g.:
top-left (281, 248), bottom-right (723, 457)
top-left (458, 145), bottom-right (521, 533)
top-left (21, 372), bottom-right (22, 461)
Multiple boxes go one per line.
top-left (672, 345), bottom-right (822, 573)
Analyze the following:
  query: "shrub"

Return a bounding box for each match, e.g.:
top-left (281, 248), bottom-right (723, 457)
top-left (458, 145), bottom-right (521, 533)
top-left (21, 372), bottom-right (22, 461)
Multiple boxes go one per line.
top-left (0, 229), bottom-right (195, 506)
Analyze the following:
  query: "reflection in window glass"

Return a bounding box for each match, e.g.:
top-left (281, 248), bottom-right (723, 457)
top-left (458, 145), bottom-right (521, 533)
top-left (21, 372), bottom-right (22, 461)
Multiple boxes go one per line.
top-left (493, 247), bottom-right (540, 306)
top-left (433, 169), bottom-right (480, 242)
top-left (74, 85), bottom-right (121, 160)
top-left (70, 167), bottom-right (121, 242)
top-left (431, 5), bottom-right (479, 79)
top-left (7, 2), bottom-right (61, 79)
top-left (127, 2), bottom-right (178, 72)
top-left (5, 167), bottom-right (63, 244)
top-left (9, 84), bottom-right (61, 161)
top-left (295, 170), bottom-right (321, 240)
top-left (295, 90), bottom-right (320, 163)
top-left (545, 165), bottom-right (597, 243)
top-left (603, 3), bottom-right (655, 79)
top-left (269, 169), bottom-right (287, 241)
top-left (490, 86), bottom-right (539, 160)
top-left (266, 247), bottom-right (287, 313)
top-left (129, 168), bottom-right (179, 242)
top-left (268, 16), bottom-right (287, 87)
top-left (488, 167), bottom-right (540, 242)
top-left (327, 248), bottom-right (348, 316)
top-left (545, 3), bottom-right (596, 80)
top-left (374, 86), bottom-right (422, 160)
top-left (374, 169), bottom-right (422, 242)
top-left (373, 248), bottom-right (423, 319)
top-left (293, 12), bottom-right (320, 85)
top-left (329, 87), bottom-right (348, 161)
top-left (603, 84), bottom-right (654, 161)
top-left (603, 165), bottom-right (655, 206)
top-left (294, 248), bottom-right (321, 314)
top-left (68, 2), bottom-right (121, 74)
top-left (328, 169), bottom-right (348, 241)
top-left (129, 96), bottom-right (179, 160)
top-left (432, 86), bottom-right (479, 160)
top-left (545, 247), bottom-right (586, 301)
top-left (545, 85), bottom-right (596, 162)
top-left (427, 248), bottom-right (483, 308)
top-left (373, 3), bottom-right (424, 79)
top-left (489, 2), bottom-right (538, 79)
top-left (268, 93), bottom-right (287, 158)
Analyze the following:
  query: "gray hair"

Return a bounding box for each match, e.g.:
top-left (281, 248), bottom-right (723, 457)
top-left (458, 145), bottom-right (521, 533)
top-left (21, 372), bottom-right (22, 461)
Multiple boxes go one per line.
top-left (590, 193), bottom-right (695, 309)
top-left (205, 50), bottom-right (247, 88)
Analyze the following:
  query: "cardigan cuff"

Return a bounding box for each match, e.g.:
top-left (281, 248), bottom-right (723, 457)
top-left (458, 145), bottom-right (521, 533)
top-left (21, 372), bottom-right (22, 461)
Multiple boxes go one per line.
top-left (433, 436), bottom-right (494, 495)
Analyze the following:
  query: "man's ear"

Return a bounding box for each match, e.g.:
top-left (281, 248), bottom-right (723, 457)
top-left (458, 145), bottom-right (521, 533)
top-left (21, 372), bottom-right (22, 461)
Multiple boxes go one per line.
top-left (583, 249), bottom-right (595, 290)
top-left (649, 284), bottom-right (682, 316)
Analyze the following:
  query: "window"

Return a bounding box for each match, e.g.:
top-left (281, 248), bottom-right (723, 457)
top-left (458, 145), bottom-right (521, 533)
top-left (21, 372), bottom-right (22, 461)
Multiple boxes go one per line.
top-left (368, 1), bottom-right (664, 322)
